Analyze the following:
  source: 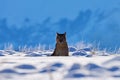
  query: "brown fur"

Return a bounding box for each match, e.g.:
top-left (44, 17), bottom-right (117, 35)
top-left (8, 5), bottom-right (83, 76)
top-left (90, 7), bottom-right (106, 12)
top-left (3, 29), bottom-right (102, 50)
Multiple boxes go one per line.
top-left (51, 32), bottom-right (69, 56)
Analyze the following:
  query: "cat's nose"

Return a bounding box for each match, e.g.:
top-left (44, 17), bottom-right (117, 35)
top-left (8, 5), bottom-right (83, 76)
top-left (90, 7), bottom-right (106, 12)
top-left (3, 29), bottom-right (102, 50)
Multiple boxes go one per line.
top-left (59, 39), bottom-right (63, 42)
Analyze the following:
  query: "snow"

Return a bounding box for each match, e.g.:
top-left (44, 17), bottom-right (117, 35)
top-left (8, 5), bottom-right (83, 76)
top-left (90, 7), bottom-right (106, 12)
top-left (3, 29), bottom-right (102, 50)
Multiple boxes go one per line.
top-left (0, 48), bottom-right (120, 80)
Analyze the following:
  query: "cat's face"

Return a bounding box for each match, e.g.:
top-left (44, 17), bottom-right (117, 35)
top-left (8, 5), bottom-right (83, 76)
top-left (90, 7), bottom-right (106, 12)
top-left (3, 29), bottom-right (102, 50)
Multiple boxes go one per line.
top-left (56, 32), bottom-right (66, 43)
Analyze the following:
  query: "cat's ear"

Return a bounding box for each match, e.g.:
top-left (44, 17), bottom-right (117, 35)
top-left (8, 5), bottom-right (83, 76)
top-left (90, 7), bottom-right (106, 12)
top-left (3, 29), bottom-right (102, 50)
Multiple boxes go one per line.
top-left (64, 32), bottom-right (66, 35)
top-left (56, 32), bottom-right (59, 35)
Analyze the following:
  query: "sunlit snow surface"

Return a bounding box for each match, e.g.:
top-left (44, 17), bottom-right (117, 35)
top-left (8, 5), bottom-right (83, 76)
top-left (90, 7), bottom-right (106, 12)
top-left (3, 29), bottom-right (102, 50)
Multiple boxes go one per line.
top-left (0, 48), bottom-right (120, 80)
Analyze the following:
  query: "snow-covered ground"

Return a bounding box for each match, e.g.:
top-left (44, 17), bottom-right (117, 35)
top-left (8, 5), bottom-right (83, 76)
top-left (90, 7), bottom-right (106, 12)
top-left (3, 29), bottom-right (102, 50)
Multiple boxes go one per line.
top-left (0, 47), bottom-right (120, 80)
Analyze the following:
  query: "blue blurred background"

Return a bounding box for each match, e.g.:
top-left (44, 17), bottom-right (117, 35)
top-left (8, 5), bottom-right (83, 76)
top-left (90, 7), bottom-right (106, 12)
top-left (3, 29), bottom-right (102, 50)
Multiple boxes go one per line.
top-left (0, 0), bottom-right (120, 50)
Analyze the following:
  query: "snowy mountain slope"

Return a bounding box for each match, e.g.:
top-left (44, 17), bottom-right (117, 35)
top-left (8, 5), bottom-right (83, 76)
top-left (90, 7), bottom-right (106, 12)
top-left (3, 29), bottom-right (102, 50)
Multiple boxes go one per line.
top-left (0, 56), bottom-right (120, 80)
top-left (0, 47), bottom-right (120, 80)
